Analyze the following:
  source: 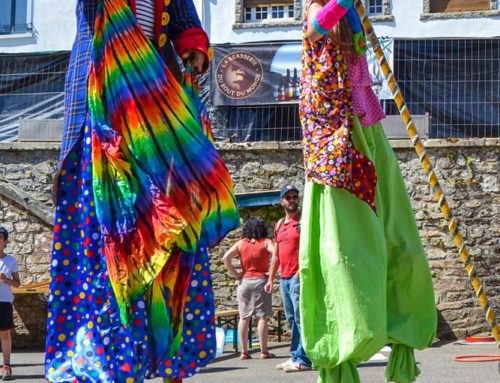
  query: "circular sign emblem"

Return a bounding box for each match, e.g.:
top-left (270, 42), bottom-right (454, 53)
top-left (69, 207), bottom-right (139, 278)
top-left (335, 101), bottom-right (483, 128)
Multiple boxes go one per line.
top-left (215, 51), bottom-right (264, 99)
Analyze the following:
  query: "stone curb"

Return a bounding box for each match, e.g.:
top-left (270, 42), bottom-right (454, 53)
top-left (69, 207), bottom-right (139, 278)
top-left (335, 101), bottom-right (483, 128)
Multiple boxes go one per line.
top-left (215, 138), bottom-right (500, 151)
top-left (3, 138), bottom-right (500, 153)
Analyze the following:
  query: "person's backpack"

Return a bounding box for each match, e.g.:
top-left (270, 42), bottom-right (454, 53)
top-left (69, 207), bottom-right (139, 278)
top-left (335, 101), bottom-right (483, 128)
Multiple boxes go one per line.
top-left (274, 212), bottom-right (302, 239)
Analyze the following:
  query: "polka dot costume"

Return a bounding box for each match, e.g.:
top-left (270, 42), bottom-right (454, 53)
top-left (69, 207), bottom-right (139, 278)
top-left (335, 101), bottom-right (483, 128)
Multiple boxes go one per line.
top-left (46, 122), bottom-right (217, 383)
top-left (299, 0), bottom-right (378, 213)
top-left (349, 56), bottom-right (386, 127)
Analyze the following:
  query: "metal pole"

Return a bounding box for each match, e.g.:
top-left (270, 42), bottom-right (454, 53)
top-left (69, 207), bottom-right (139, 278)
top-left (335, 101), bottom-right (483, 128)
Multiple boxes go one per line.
top-left (353, 0), bottom-right (500, 347)
top-left (10, 0), bottom-right (16, 34)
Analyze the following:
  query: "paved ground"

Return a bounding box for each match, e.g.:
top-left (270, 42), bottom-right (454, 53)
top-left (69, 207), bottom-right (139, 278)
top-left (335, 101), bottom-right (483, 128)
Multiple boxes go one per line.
top-left (11, 341), bottom-right (500, 382)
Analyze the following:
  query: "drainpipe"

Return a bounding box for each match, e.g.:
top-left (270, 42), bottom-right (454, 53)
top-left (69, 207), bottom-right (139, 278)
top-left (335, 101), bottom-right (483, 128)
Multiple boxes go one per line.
top-left (202, 0), bottom-right (210, 40)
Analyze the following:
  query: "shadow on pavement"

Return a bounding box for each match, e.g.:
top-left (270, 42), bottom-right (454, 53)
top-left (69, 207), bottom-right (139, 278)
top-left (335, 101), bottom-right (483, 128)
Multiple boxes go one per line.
top-left (12, 374), bottom-right (45, 380)
top-left (358, 362), bottom-right (388, 368)
top-left (429, 339), bottom-right (457, 348)
top-left (200, 367), bottom-right (248, 374)
top-left (210, 344), bottom-right (287, 364)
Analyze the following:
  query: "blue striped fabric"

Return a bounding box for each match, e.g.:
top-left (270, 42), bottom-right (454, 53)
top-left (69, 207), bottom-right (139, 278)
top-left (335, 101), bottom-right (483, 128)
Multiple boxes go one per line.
top-left (136, 0), bottom-right (156, 39)
top-left (59, 0), bottom-right (203, 170)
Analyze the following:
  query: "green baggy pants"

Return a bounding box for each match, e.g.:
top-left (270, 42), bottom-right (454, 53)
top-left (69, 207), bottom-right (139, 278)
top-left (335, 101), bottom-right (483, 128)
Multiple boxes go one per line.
top-left (300, 116), bottom-right (437, 383)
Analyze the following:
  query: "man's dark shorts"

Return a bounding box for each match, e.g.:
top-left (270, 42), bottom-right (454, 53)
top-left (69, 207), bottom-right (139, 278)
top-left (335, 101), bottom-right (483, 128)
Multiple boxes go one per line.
top-left (0, 302), bottom-right (15, 331)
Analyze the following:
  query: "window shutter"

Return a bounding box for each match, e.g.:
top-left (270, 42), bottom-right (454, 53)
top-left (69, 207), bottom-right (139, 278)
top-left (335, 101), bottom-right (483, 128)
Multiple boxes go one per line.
top-left (244, 0), bottom-right (294, 8)
top-left (430, 0), bottom-right (490, 13)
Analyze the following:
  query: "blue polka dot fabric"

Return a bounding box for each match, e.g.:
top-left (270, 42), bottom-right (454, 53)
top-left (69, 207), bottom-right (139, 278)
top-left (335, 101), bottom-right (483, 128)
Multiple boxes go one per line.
top-left (46, 123), bottom-right (217, 383)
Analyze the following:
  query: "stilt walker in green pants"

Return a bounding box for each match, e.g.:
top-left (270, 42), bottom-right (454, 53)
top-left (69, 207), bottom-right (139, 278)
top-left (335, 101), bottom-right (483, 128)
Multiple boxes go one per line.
top-left (298, 1), bottom-right (437, 382)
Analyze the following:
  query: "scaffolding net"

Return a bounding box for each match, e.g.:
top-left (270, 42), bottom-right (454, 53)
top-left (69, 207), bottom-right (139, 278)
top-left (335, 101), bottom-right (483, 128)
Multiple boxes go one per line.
top-left (0, 52), bottom-right (69, 142)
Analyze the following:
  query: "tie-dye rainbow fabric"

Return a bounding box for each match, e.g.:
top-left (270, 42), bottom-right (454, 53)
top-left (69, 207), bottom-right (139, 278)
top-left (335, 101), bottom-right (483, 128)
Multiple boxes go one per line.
top-left (89, 0), bottom-right (238, 326)
top-left (46, 0), bottom-right (239, 380)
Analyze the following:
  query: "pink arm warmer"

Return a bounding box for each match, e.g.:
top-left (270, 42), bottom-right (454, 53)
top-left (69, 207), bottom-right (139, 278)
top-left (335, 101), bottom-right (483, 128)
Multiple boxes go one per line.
top-left (313, 0), bottom-right (353, 35)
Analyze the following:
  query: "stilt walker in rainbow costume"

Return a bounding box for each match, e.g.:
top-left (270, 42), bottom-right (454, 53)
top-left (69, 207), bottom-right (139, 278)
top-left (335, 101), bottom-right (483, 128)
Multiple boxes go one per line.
top-left (299, 1), bottom-right (437, 382)
top-left (45, 0), bottom-right (239, 382)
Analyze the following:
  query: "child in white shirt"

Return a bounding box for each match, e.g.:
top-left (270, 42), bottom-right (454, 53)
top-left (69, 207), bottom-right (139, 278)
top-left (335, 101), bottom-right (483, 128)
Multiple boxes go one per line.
top-left (0, 227), bottom-right (21, 381)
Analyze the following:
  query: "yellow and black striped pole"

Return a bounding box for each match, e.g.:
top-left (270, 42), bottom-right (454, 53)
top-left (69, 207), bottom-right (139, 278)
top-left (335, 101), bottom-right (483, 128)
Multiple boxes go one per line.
top-left (353, 0), bottom-right (500, 347)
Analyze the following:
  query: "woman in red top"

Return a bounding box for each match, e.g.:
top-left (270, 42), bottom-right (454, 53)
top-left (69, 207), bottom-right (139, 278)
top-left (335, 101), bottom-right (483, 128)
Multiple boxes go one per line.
top-left (223, 217), bottom-right (277, 360)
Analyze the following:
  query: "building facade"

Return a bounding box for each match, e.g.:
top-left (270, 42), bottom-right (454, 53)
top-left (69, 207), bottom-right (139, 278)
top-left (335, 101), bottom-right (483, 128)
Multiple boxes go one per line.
top-left (203, 0), bottom-right (500, 43)
top-left (1, 0), bottom-right (499, 141)
top-left (0, 1), bottom-right (75, 53)
top-left (0, 1), bottom-right (75, 141)
top-left (199, 0), bottom-right (500, 141)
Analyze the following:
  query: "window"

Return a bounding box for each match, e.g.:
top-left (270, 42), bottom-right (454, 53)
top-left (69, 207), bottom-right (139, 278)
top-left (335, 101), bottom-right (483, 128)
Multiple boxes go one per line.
top-left (243, 2), bottom-right (294, 22)
top-left (422, 0), bottom-right (499, 19)
top-left (367, 0), bottom-right (383, 15)
top-left (235, 0), bottom-right (301, 28)
top-left (272, 5), bottom-right (285, 19)
top-left (361, 0), bottom-right (394, 21)
top-left (0, 0), bottom-right (31, 35)
top-left (256, 6), bottom-right (268, 20)
top-left (245, 8), bottom-right (252, 21)
top-left (430, 0), bottom-right (490, 13)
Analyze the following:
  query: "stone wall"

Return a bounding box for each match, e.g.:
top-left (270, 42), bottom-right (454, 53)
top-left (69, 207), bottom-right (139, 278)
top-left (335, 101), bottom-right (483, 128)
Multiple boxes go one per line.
top-left (0, 143), bottom-right (59, 349)
top-left (0, 139), bottom-right (499, 347)
top-left (0, 195), bottom-right (52, 348)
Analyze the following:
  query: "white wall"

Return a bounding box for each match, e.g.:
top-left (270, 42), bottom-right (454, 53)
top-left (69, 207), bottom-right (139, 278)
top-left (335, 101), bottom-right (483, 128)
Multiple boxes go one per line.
top-left (207, 0), bottom-right (500, 45)
top-left (0, 0), bottom-right (76, 53)
top-left (1, 0), bottom-right (498, 54)
top-left (375, 1), bottom-right (500, 38)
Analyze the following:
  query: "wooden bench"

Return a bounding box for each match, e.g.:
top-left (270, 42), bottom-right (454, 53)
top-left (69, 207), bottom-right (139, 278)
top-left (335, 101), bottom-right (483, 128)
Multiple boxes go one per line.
top-left (215, 307), bottom-right (286, 353)
top-left (215, 310), bottom-right (240, 352)
top-left (12, 281), bottom-right (50, 294)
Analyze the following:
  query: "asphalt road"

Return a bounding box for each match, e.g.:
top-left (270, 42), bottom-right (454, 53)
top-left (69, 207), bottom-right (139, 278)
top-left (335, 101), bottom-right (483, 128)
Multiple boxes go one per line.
top-left (11, 341), bottom-right (500, 382)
